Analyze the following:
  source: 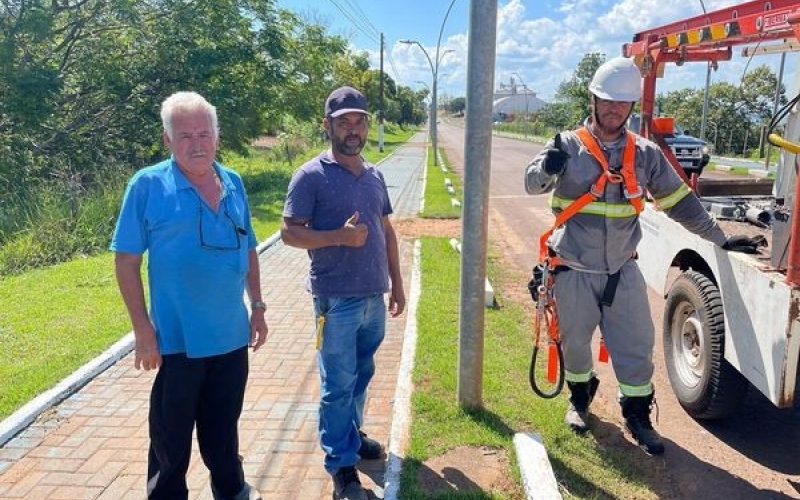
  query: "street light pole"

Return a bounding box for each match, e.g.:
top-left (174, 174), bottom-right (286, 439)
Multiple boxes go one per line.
top-left (400, 0), bottom-right (459, 167)
top-left (400, 40), bottom-right (437, 163)
top-left (432, 0), bottom-right (459, 166)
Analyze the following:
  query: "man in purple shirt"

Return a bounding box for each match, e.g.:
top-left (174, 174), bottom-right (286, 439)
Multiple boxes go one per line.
top-left (281, 86), bottom-right (405, 500)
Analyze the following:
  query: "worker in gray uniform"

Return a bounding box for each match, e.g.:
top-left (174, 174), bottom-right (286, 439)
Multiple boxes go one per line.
top-left (523, 56), bottom-right (762, 455)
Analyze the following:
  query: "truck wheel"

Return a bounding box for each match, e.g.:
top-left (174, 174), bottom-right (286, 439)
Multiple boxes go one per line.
top-left (663, 271), bottom-right (748, 419)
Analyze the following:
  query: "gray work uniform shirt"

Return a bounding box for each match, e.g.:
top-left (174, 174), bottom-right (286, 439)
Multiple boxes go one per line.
top-left (524, 125), bottom-right (726, 274)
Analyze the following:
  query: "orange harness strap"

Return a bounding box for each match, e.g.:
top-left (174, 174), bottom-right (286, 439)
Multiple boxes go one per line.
top-left (537, 128), bottom-right (643, 262)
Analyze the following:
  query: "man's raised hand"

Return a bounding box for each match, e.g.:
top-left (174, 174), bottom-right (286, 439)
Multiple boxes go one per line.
top-left (541, 133), bottom-right (570, 176)
top-left (340, 211), bottom-right (368, 247)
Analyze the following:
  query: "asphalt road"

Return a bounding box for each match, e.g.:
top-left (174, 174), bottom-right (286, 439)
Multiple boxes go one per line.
top-left (437, 119), bottom-right (800, 499)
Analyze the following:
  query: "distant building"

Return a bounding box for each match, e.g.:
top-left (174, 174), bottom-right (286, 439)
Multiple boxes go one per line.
top-left (492, 77), bottom-right (546, 121)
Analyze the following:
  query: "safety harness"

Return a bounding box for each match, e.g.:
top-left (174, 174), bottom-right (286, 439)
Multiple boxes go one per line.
top-left (538, 127), bottom-right (644, 264)
top-left (528, 127), bottom-right (644, 397)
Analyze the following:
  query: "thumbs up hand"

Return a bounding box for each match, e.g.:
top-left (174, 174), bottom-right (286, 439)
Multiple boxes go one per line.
top-left (541, 133), bottom-right (570, 176)
top-left (340, 211), bottom-right (368, 247)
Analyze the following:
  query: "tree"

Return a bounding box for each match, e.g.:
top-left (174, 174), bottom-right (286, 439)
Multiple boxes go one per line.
top-left (555, 52), bottom-right (606, 126)
top-left (273, 11), bottom-right (350, 126)
top-left (657, 88), bottom-right (705, 134)
top-left (657, 65), bottom-right (783, 155)
top-left (447, 97), bottom-right (466, 115)
top-left (0, 0), bottom-right (288, 185)
top-left (536, 101), bottom-right (576, 132)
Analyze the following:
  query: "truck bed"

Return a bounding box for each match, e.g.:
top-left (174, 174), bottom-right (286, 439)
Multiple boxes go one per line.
top-left (638, 191), bottom-right (799, 408)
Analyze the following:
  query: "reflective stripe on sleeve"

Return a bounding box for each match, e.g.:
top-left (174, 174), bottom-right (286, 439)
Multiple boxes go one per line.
top-left (654, 183), bottom-right (692, 210)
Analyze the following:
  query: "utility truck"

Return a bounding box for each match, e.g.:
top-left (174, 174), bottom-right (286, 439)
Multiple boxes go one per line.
top-left (624, 0), bottom-right (800, 419)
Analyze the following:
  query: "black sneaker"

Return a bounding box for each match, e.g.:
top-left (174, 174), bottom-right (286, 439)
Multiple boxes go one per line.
top-left (332, 465), bottom-right (367, 500)
top-left (358, 430), bottom-right (384, 460)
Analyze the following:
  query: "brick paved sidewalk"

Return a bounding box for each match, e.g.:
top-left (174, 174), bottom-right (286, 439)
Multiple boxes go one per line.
top-left (0, 135), bottom-right (428, 500)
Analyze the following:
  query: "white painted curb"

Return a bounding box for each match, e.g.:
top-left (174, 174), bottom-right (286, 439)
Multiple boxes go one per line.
top-left (383, 240), bottom-right (422, 500)
top-left (0, 332), bottom-right (135, 446)
top-left (448, 238), bottom-right (495, 307)
top-left (514, 432), bottom-right (563, 500)
top-left (0, 234), bottom-right (284, 448)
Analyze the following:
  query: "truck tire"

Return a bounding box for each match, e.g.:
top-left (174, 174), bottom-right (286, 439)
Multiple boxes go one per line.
top-left (662, 270), bottom-right (748, 419)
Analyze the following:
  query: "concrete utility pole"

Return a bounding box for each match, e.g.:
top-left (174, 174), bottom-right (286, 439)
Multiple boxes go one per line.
top-left (458, 0), bottom-right (497, 408)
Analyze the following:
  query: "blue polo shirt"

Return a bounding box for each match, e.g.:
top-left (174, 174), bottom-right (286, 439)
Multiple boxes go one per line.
top-left (283, 150), bottom-right (392, 297)
top-left (110, 157), bottom-right (257, 358)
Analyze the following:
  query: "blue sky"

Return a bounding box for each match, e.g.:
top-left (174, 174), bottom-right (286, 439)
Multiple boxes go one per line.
top-left (276, 0), bottom-right (796, 103)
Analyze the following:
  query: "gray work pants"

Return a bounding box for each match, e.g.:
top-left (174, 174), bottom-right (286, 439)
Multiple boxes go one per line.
top-left (553, 259), bottom-right (655, 393)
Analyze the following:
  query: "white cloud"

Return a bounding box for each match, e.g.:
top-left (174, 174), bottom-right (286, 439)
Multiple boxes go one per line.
top-left (383, 0), bottom-right (794, 104)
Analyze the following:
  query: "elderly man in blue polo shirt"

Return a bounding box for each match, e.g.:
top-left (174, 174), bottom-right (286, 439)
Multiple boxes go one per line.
top-left (111, 91), bottom-right (268, 500)
top-left (281, 86), bottom-right (406, 500)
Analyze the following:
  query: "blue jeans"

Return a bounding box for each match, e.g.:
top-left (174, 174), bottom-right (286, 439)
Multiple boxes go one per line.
top-left (312, 294), bottom-right (386, 474)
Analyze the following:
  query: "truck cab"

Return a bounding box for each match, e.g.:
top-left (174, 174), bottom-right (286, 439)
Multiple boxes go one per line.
top-left (629, 114), bottom-right (711, 176)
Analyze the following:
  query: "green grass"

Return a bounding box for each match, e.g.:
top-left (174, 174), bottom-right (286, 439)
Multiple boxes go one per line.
top-left (422, 147), bottom-right (462, 218)
top-left (0, 124), bottom-right (417, 421)
top-left (222, 148), bottom-right (297, 240)
top-left (398, 236), bottom-right (662, 499)
top-left (0, 253), bottom-right (132, 417)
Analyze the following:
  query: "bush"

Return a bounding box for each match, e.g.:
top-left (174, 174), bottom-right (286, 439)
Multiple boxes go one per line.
top-left (0, 165), bottom-right (127, 276)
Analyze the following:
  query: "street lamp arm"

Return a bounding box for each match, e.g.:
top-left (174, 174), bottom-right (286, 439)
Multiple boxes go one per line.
top-left (435, 0), bottom-right (459, 72)
top-left (399, 39), bottom-right (435, 76)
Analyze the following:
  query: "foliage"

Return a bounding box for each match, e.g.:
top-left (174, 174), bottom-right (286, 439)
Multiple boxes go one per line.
top-left (0, 163), bottom-right (128, 275)
top-left (0, 0), bottom-right (429, 273)
top-left (554, 52), bottom-right (606, 126)
top-left (446, 96), bottom-right (466, 115)
top-left (392, 85), bottom-right (428, 125)
top-left (658, 64), bottom-right (784, 156)
top-left (0, 0), bottom-right (288, 182)
top-left (535, 101), bottom-right (578, 131)
top-left (270, 10), bottom-right (349, 125)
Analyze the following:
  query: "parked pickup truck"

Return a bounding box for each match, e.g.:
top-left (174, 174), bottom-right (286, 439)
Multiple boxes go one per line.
top-left (629, 114), bottom-right (711, 176)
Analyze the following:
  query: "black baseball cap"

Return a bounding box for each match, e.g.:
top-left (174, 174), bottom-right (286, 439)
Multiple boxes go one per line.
top-left (325, 86), bottom-right (369, 118)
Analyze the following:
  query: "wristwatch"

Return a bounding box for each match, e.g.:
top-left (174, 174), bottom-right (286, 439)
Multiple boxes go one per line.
top-left (251, 300), bottom-right (267, 311)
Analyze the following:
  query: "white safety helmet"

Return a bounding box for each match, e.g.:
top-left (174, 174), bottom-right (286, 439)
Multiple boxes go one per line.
top-left (589, 57), bottom-right (642, 102)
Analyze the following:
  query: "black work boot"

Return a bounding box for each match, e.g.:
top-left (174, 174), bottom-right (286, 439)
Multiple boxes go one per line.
top-left (332, 465), bottom-right (367, 500)
top-left (620, 392), bottom-right (665, 455)
top-left (357, 430), bottom-right (384, 460)
top-left (564, 376), bottom-right (599, 433)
